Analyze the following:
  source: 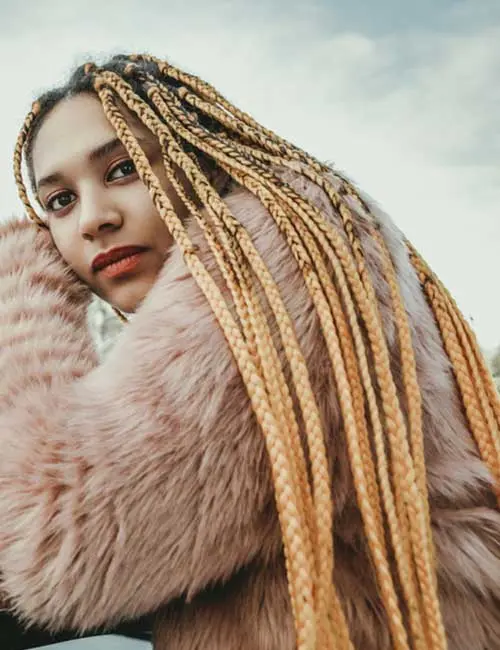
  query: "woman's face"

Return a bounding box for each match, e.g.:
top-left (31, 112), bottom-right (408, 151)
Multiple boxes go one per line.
top-left (31, 92), bottom-right (186, 313)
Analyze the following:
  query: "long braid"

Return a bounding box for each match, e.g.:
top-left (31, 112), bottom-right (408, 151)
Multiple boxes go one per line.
top-left (124, 68), bottom-right (410, 644)
top-left (135, 76), bottom-right (444, 646)
top-left (408, 245), bottom-right (500, 501)
top-left (167, 123), bottom-right (415, 628)
top-left (102, 70), bottom-right (411, 649)
top-left (13, 101), bottom-right (45, 227)
top-left (159, 127), bottom-right (418, 626)
top-left (407, 242), bottom-right (500, 431)
top-left (14, 54), bottom-right (500, 650)
top-left (429, 257), bottom-right (500, 429)
top-left (140, 71), bottom-right (445, 647)
top-left (165, 144), bottom-right (318, 636)
top-left (128, 71), bottom-right (344, 647)
top-left (158, 124), bottom-right (318, 636)
top-left (96, 69), bottom-right (348, 646)
top-left (100, 81), bottom-right (320, 647)
top-left (374, 232), bottom-right (434, 555)
top-left (121, 64), bottom-right (320, 626)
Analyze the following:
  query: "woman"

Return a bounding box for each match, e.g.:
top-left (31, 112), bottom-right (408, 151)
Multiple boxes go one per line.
top-left (1, 53), bottom-right (499, 650)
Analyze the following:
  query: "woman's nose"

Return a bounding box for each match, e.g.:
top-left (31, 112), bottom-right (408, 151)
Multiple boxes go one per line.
top-left (78, 192), bottom-right (124, 240)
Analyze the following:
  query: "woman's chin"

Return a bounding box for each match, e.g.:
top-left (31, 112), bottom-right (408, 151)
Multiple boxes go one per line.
top-left (110, 293), bottom-right (144, 315)
top-left (103, 279), bottom-right (154, 315)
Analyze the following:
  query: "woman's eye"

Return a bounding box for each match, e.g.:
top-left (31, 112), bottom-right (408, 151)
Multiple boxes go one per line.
top-left (46, 191), bottom-right (75, 212)
top-left (107, 159), bottom-right (137, 181)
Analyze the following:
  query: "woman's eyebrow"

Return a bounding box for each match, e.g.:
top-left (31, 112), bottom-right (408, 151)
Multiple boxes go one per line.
top-left (88, 136), bottom-right (125, 163)
top-left (37, 135), bottom-right (150, 191)
top-left (88, 134), bottom-right (153, 163)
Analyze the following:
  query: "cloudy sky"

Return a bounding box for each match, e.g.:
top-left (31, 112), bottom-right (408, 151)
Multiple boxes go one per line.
top-left (0, 0), bottom-right (498, 349)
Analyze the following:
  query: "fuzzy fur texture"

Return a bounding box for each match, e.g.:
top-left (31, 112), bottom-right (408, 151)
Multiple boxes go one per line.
top-left (0, 173), bottom-right (499, 649)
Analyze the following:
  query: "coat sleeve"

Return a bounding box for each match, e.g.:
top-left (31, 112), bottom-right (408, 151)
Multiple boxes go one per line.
top-left (0, 216), bottom-right (281, 632)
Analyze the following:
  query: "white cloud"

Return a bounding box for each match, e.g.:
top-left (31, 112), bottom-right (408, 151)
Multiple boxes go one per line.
top-left (0, 0), bottom-right (498, 347)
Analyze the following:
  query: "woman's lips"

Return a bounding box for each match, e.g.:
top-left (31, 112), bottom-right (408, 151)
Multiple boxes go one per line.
top-left (99, 251), bottom-right (145, 279)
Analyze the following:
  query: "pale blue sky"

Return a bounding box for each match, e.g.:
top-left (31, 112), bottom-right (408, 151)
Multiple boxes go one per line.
top-left (0, 0), bottom-right (498, 348)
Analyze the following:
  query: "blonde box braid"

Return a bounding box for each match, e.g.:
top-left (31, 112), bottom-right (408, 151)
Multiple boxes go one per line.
top-left (135, 51), bottom-right (500, 456)
top-left (97, 74), bottom-right (340, 648)
top-left (140, 68), bottom-right (443, 635)
top-left (96, 82), bottom-right (321, 650)
top-left (14, 55), bottom-right (500, 650)
top-left (409, 246), bottom-right (500, 497)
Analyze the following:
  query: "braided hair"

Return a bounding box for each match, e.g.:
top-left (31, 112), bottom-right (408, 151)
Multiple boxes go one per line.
top-left (13, 53), bottom-right (500, 650)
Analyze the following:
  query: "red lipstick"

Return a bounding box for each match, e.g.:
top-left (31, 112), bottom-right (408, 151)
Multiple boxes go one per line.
top-left (92, 246), bottom-right (147, 279)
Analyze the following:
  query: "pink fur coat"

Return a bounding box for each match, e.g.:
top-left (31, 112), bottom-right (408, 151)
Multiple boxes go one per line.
top-left (0, 173), bottom-right (499, 649)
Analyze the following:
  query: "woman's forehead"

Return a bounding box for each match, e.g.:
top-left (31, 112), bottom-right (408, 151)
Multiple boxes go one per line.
top-left (31, 93), bottom-right (150, 184)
